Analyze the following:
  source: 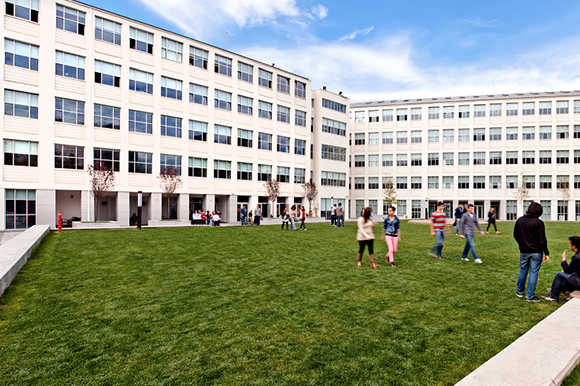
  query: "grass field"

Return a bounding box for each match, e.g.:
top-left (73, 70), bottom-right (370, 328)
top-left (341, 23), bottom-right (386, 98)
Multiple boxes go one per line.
top-left (0, 220), bottom-right (575, 385)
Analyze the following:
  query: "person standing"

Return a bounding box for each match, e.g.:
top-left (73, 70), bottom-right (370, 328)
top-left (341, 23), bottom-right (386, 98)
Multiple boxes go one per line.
top-left (299, 206), bottom-right (307, 230)
top-left (254, 204), bottom-right (262, 226)
top-left (240, 205), bottom-right (247, 226)
top-left (514, 202), bottom-right (550, 302)
top-left (248, 210), bottom-right (253, 226)
top-left (486, 207), bottom-right (499, 234)
top-left (429, 201), bottom-right (447, 259)
top-left (460, 204), bottom-right (485, 263)
top-left (289, 205), bottom-right (297, 230)
top-left (380, 205), bottom-right (400, 268)
top-left (357, 207), bottom-right (378, 269)
top-left (330, 205), bottom-right (337, 226)
top-left (454, 203), bottom-right (463, 235)
top-left (281, 208), bottom-right (289, 230)
top-left (336, 203), bottom-right (345, 227)
top-left (542, 236), bottom-right (580, 302)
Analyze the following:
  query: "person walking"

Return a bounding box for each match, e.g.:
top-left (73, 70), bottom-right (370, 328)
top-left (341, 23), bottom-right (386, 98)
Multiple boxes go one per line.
top-left (299, 206), bottom-right (307, 230)
top-left (254, 204), bottom-right (262, 226)
top-left (380, 205), bottom-right (400, 267)
top-left (429, 201), bottom-right (447, 259)
top-left (486, 207), bottom-right (499, 234)
top-left (330, 205), bottom-right (337, 226)
top-left (248, 210), bottom-right (253, 225)
top-left (281, 208), bottom-right (289, 230)
top-left (514, 202), bottom-right (550, 302)
top-left (542, 236), bottom-right (580, 302)
top-left (240, 205), bottom-right (247, 226)
top-left (289, 205), bottom-right (297, 230)
top-left (357, 207), bottom-right (378, 269)
top-left (212, 211), bottom-right (221, 226)
top-left (336, 203), bottom-right (345, 227)
top-left (454, 203), bottom-right (463, 235)
top-left (460, 203), bottom-right (485, 263)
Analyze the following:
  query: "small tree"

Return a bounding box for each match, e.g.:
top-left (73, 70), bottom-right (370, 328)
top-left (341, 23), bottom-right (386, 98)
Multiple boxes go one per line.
top-left (301, 180), bottom-right (318, 214)
top-left (557, 176), bottom-right (571, 201)
top-left (157, 166), bottom-right (183, 220)
top-left (512, 173), bottom-right (530, 206)
top-left (264, 179), bottom-right (281, 217)
top-left (87, 164), bottom-right (116, 222)
top-left (383, 175), bottom-right (398, 206)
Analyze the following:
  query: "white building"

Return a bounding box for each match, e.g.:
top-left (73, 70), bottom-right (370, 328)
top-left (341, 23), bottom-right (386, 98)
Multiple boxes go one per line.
top-left (349, 92), bottom-right (580, 221)
top-left (1, 0), bottom-right (350, 230)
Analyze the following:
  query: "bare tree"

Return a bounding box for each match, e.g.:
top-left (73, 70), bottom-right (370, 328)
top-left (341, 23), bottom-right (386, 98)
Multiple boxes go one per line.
top-left (87, 164), bottom-right (116, 222)
top-left (557, 176), bottom-right (571, 201)
top-left (157, 166), bottom-right (183, 220)
top-left (383, 175), bottom-right (398, 206)
top-left (301, 180), bottom-right (318, 214)
top-left (512, 173), bottom-right (530, 206)
top-left (264, 179), bottom-right (281, 217)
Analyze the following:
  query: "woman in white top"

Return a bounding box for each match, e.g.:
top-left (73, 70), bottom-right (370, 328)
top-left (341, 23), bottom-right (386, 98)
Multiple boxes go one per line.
top-left (357, 207), bottom-right (378, 269)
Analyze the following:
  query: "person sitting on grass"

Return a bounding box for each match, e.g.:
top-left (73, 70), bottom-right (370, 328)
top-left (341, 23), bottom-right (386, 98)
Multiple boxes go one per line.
top-left (541, 236), bottom-right (580, 302)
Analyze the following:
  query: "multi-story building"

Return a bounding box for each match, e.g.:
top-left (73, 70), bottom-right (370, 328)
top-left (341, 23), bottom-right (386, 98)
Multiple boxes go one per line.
top-left (349, 92), bottom-right (580, 221)
top-left (0, 0), bottom-right (350, 230)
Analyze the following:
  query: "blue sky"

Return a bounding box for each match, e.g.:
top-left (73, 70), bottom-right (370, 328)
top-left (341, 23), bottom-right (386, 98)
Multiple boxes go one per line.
top-left (85, 0), bottom-right (580, 102)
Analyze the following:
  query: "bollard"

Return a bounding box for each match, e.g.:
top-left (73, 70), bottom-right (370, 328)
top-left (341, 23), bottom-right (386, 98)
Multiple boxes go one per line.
top-left (58, 210), bottom-right (62, 232)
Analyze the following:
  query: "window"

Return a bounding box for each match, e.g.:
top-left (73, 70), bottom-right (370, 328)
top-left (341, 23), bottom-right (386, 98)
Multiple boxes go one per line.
top-left (397, 131), bottom-right (407, 144)
top-left (5, 39), bottom-right (38, 70)
top-left (428, 153), bottom-right (439, 166)
top-left (397, 177), bottom-right (408, 190)
top-left (55, 98), bottom-right (84, 125)
top-left (428, 129), bottom-right (439, 143)
top-left (489, 151), bottom-right (502, 165)
top-left (258, 164), bottom-right (272, 181)
top-left (575, 125), bottom-right (580, 139)
top-left (489, 176), bottom-right (501, 189)
top-left (95, 17), bottom-right (121, 45)
top-left (489, 103), bottom-right (502, 117)
top-left (54, 144), bottom-right (84, 169)
top-left (396, 154), bottom-right (407, 167)
top-left (575, 101), bottom-right (580, 114)
top-left (189, 46), bottom-right (208, 69)
top-left (277, 166), bottom-right (290, 183)
top-left (458, 152), bottom-right (469, 165)
top-left (458, 105), bottom-right (469, 118)
top-left (556, 125), bottom-right (569, 139)
top-left (160, 154), bottom-right (181, 175)
top-left (277, 136), bottom-right (290, 153)
top-left (539, 126), bottom-right (551, 140)
top-left (258, 69), bottom-right (272, 88)
top-left (295, 110), bottom-right (307, 127)
top-left (161, 77), bottom-right (182, 100)
top-left (93, 147), bottom-right (120, 172)
top-left (458, 129), bottom-right (469, 142)
top-left (396, 108), bottom-right (407, 121)
top-left (411, 177), bottom-right (422, 190)
top-left (428, 107), bottom-right (439, 119)
top-left (539, 150), bottom-right (552, 164)
top-left (382, 154), bottom-right (393, 167)
top-left (94, 60), bottom-right (120, 87)
top-left (458, 176), bottom-right (469, 189)
top-left (258, 101), bottom-right (272, 119)
top-left (411, 108), bottom-right (422, 120)
top-left (442, 129), bottom-right (454, 142)
top-left (506, 200), bottom-right (517, 220)
top-left (214, 125), bottom-right (232, 145)
top-left (411, 200), bottom-right (421, 218)
top-left (557, 176), bottom-right (570, 189)
top-left (473, 176), bottom-right (485, 189)
top-left (5, 189), bottom-right (36, 229)
top-left (258, 133), bottom-right (272, 151)
top-left (321, 171), bottom-right (345, 187)
top-left (214, 160), bottom-right (232, 179)
top-left (295, 81), bottom-right (306, 98)
top-left (189, 120), bottom-right (207, 141)
top-left (576, 176), bottom-right (580, 189)
top-left (55, 51), bottom-right (85, 80)
top-left (575, 150), bottom-right (580, 164)
top-left (427, 176), bottom-right (438, 189)
top-left (522, 126), bottom-right (535, 140)
top-left (369, 110), bottom-right (380, 122)
top-left (369, 132), bottom-right (379, 145)
top-left (6, 0), bottom-right (38, 22)
top-left (189, 84), bottom-right (208, 105)
top-left (506, 127), bottom-right (518, 140)
top-left (522, 151), bottom-right (535, 164)
top-left (354, 111), bottom-right (365, 123)
top-left (322, 99), bottom-right (346, 113)
top-left (411, 130), bottom-right (422, 143)
top-left (354, 155), bottom-right (365, 167)
top-left (129, 69), bottom-right (153, 94)
top-left (473, 128), bottom-right (485, 141)
top-left (368, 154), bottom-right (379, 167)
top-left (94, 104), bottom-right (120, 130)
top-left (557, 150), bottom-right (569, 164)
top-left (233, 61), bottom-right (254, 84)
top-left (539, 101), bottom-right (551, 115)
top-left (354, 177), bottom-right (365, 190)
top-left (506, 176), bottom-right (518, 189)
top-left (214, 90), bottom-right (232, 111)
top-left (238, 129), bottom-right (253, 148)
top-left (160, 115), bottom-right (182, 138)
top-left (215, 54), bottom-right (232, 76)
top-left (4, 90), bottom-right (38, 119)
top-left (130, 27), bottom-right (153, 54)
top-left (411, 153), bottom-right (422, 166)
top-left (189, 157), bottom-right (207, 177)
top-left (368, 177), bottom-right (379, 189)
top-left (506, 103), bottom-right (518, 116)
top-left (129, 110), bottom-right (152, 134)
top-left (293, 168), bottom-right (305, 184)
top-left (522, 102), bottom-right (535, 115)
top-left (539, 175), bottom-right (552, 189)
top-left (382, 132), bottom-right (393, 144)
top-left (489, 128), bottom-right (501, 141)
top-left (4, 139), bottom-right (37, 167)
top-left (321, 145), bottom-right (346, 161)
top-left (277, 75), bottom-right (290, 93)
top-left (523, 176), bottom-right (535, 189)
top-left (277, 105), bottom-right (290, 123)
top-left (56, 5), bottom-right (85, 35)
top-left (540, 201), bottom-right (551, 221)
top-left (442, 176), bottom-right (453, 189)
top-left (383, 109), bottom-right (393, 121)
top-left (474, 105), bottom-right (485, 117)
top-left (397, 200), bottom-right (407, 216)
top-left (558, 200), bottom-right (568, 221)
top-left (237, 95), bottom-right (253, 115)
top-left (237, 162), bottom-right (253, 180)
top-left (443, 106), bottom-right (454, 119)
top-left (290, 139), bottom-right (305, 156)
top-left (506, 151), bottom-right (518, 164)
top-left (382, 177), bottom-right (393, 189)
top-left (556, 101), bottom-right (569, 114)
top-left (442, 152), bottom-right (454, 166)
top-left (355, 133), bottom-right (365, 145)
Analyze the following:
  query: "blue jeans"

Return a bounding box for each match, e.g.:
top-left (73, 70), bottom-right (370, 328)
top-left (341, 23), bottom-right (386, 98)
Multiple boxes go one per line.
top-left (431, 230), bottom-right (445, 257)
top-left (516, 252), bottom-right (543, 299)
top-left (549, 271), bottom-right (577, 300)
top-left (255, 216), bottom-right (261, 226)
top-left (337, 215), bottom-right (344, 227)
top-left (461, 234), bottom-right (479, 260)
top-left (455, 219), bottom-right (461, 235)
top-left (290, 217), bottom-right (296, 230)
top-left (241, 216), bottom-right (247, 226)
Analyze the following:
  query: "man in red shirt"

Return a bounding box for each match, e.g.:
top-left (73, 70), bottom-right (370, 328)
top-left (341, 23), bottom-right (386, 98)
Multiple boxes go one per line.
top-left (430, 201), bottom-right (447, 259)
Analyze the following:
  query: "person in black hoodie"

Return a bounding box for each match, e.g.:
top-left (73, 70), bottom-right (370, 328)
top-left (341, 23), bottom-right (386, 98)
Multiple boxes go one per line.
top-left (541, 236), bottom-right (580, 302)
top-left (514, 202), bottom-right (550, 302)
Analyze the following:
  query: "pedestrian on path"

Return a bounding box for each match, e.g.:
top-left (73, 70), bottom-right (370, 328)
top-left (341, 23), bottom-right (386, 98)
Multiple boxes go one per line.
top-left (380, 205), bottom-right (399, 267)
top-left (357, 207), bottom-right (378, 269)
top-left (299, 206), bottom-right (307, 230)
top-left (460, 204), bottom-right (485, 263)
top-left (429, 201), bottom-right (447, 259)
top-left (486, 207), bottom-right (499, 234)
top-left (542, 236), bottom-right (580, 302)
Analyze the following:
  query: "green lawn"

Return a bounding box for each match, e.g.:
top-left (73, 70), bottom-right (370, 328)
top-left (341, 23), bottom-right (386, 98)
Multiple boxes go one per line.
top-left (0, 221), bottom-right (575, 385)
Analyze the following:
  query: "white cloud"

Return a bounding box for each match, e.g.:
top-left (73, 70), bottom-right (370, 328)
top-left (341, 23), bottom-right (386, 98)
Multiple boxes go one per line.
top-left (462, 17), bottom-right (499, 28)
top-left (310, 4), bottom-right (328, 20)
top-left (338, 26), bottom-right (374, 42)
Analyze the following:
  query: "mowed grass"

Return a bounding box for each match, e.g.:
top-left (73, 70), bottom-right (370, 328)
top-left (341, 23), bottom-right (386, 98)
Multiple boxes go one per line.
top-left (0, 221), bottom-right (575, 385)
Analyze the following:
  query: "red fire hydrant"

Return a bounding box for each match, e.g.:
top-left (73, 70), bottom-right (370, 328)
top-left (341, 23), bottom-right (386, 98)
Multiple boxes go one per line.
top-left (58, 211), bottom-right (62, 232)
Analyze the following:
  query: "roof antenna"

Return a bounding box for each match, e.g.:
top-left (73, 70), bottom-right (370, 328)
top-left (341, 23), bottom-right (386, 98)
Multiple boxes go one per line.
top-left (226, 32), bottom-right (228, 50)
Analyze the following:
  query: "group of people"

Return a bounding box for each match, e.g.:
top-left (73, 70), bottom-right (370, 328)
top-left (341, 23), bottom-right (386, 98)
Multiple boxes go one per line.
top-left (356, 205), bottom-right (398, 269)
top-left (190, 210), bottom-right (221, 226)
top-left (281, 205), bottom-right (308, 230)
top-left (239, 205), bottom-right (263, 226)
top-left (330, 203), bottom-right (346, 227)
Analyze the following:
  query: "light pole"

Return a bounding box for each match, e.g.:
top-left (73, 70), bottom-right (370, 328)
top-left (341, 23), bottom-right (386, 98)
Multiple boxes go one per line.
top-left (425, 197), bottom-right (429, 220)
top-left (137, 191), bottom-right (142, 229)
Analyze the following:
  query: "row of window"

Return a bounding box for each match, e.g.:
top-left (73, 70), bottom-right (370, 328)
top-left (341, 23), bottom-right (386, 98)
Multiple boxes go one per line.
top-left (354, 100), bottom-right (580, 123)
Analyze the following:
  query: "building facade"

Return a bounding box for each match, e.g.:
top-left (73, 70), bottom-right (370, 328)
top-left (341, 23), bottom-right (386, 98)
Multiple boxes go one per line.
top-left (1, 0), bottom-right (351, 230)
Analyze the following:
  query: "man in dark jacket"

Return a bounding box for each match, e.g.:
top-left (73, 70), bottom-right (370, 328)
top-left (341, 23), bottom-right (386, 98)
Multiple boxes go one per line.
top-left (514, 202), bottom-right (550, 302)
top-left (454, 203), bottom-right (463, 235)
top-left (541, 236), bottom-right (580, 302)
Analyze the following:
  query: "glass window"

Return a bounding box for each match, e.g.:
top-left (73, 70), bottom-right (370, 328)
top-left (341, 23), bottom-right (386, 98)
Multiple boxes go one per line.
top-left (411, 130), bottom-right (422, 143)
top-left (94, 60), bottom-right (120, 87)
top-left (556, 101), bottom-right (569, 114)
top-left (443, 129), bottom-right (454, 142)
top-left (506, 103), bottom-right (518, 116)
top-left (382, 109), bottom-right (393, 121)
top-left (257, 164), bottom-right (272, 181)
top-left (523, 176), bottom-right (535, 189)
top-left (55, 98), bottom-right (84, 125)
top-left (354, 155), bottom-right (365, 167)
top-left (321, 171), bottom-right (345, 186)
top-left (214, 125), bottom-right (232, 145)
top-left (214, 90), bottom-right (232, 111)
top-left (489, 176), bottom-right (501, 189)
top-left (397, 177), bottom-right (408, 190)
top-left (410, 153), bottom-right (422, 166)
top-left (369, 132), bottom-right (379, 145)
top-left (396, 154), bottom-right (407, 166)
top-left (522, 151), bottom-right (535, 164)
top-left (557, 150), bottom-right (569, 164)
top-left (129, 68), bottom-right (153, 94)
top-left (539, 101), bottom-right (551, 115)
top-left (474, 104), bottom-right (485, 117)
top-left (428, 129), bottom-right (439, 143)
top-left (258, 101), bottom-right (272, 119)
top-left (411, 108), bottom-right (422, 120)
top-left (506, 176), bottom-right (518, 189)
top-left (557, 175), bottom-right (570, 189)
top-left (539, 126), bottom-right (551, 140)
top-left (5, 189), bottom-right (36, 229)
top-left (428, 176), bottom-right (438, 189)
top-left (458, 105), bottom-right (469, 118)
top-left (410, 176), bottom-right (422, 189)
top-left (321, 144), bottom-right (346, 161)
top-left (354, 177), bottom-right (365, 190)
top-left (539, 175), bottom-right (552, 189)
top-left (93, 147), bottom-right (120, 172)
top-left (258, 133), bottom-right (272, 151)
top-left (489, 151), bottom-right (502, 165)
top-left (237, 128), bottom-right (253, 148)
top-left (130, 27), bottom-right (153, 54)
top-left (295, 110), bottom-right (307, 127)
top-left (258, 69), bottom-right (272, 88)
top-left (396, 131), bottom-right (407, 144)
top-left (277, 136), bottom-right (290, 153)
top-left (442, 176), bottom-right (453, 189)
top-left (161, 76), bottom-right (182, 100)
top-left (277, 105), bottom-right (290, 123)
top-left (237, 162), bottom-right (253, 181)
top-left (54, 144), bottom-right (84, 169)
top-left (189, 84), bottom-right (208, 105)
top-left (160, 115), bottom-right (182, 138)
top-left (355, 111), bottom-right (365, 123)
top-left (161, 37), bottom-right (182, 62)
top-left (382, 154), bottom-right (393, 166)
top-left (56, 5), bottom-right (85, 35)
top-left (4, 90), bottom-right (38, 119)
top-left (489, 103), bottom-right (502, 116)
top-left (128, 151), bottom-right (152, 174)
top-left (428, 107), bottom-right (439, 119)
top-left (189, 46), bottom-right (208, 69)
top-left (473, 128), bottom-right (485, 141)
top-left (55, 51), bottom-right (85, 80)
top-left (575, 101), bottom-right (580, 114)
top-left (322, 98), bottom-right (346, 113)
top-left (354, 133), bottom-right (365, 145)
top-left (214, 54), bottom-right (232, 76)
top-left (5, 39), bottom-right (38, 70)
top-left (458, 176), bottom-right (469, 189)
top-left (188, 157), bottom-right (207, 177)
top-left (473, 176), bottom-right (485, 189)
top-left (237, 62), bottom-right (253, 83)
top-left (539, 150), bottom-right (552, 164)
top-left (295, 139), bottom-right (306, 155)
top-left (442, 152), bottom-right (453, 166)
top-left (396, 108), bottom-right (407, 121)
top-left (160, 154), bottom-right (181, 175)
top-left (213, 160), bottom-right (231, 179)
top-left (506, 151), bottom-right (518, 164)
top-left (94, 104), bottom-right (120, 130)
top-left (443, 106), bottom-right (454, 119)
top-left (458, 128), bottom-right (469, 142)
top-left (382, 131), bottom-right (393, 144)
top-left (295, 81), bottom-right (306, 98)
top-left (489, 128), bottom-right (501, 141)
top-left (95, 17), bottom-right (121, 45)
top-left (4, 139), bottom-right (37, 167)
top-left (277, 166), bottom-right (290, 183)
top-left (556, 125), bottom-right (569, 139)
top-left (428, 153), bottom-right (439, 166)
top-left (277, 75), bottom-right (290, 93)
top-left (6, 0), bottom-right (39, 22)
top-left (368, 177), bottom-right (379, 189)
top-left (237, 95), bottom-right (253, 115)
top-left (522, 102), bottom-right (535, 115)
top-left (129, 110), bottom-right (153, 134)
top-left (458, 152), bottom-right (469, 165)
top-left (522, 126), bottom-right (535, 140)
top-left (368, 154), bottom-right (379, 167)
top-left (506, 127), bottom-right (517, 140)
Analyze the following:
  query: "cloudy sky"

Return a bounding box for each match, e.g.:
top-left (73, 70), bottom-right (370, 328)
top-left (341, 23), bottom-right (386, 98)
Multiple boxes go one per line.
top-left (87, 0), bottom-right (580, 102)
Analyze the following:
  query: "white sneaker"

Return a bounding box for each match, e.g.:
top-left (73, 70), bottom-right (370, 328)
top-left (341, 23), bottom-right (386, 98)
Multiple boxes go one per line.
top-left (474, 259), bottom-right (483, 264)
